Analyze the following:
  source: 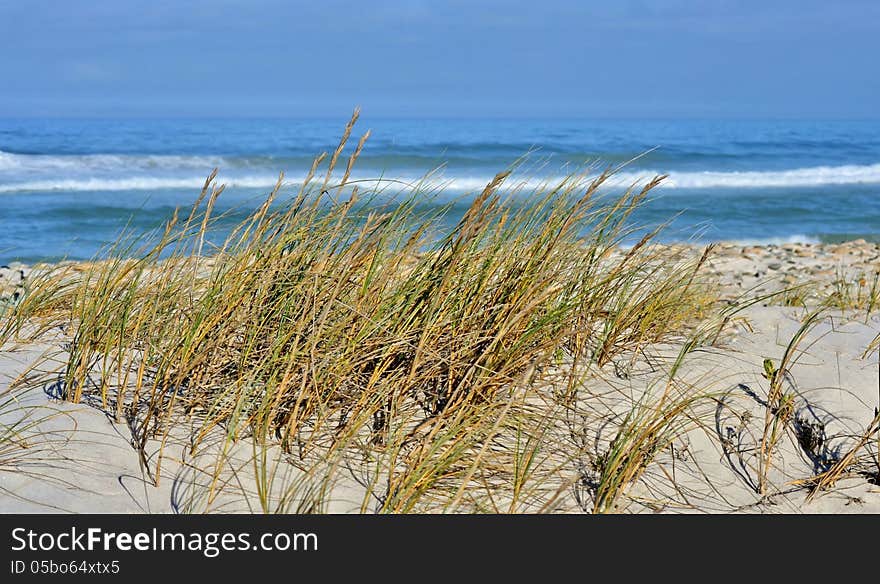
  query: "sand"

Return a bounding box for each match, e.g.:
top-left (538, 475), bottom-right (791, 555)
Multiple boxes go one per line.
top-left (1, 241), bottom-right (879, 514)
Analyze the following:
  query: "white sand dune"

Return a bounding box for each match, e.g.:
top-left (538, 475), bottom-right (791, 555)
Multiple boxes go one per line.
top-left (2, 242), bottom-right (879, 514)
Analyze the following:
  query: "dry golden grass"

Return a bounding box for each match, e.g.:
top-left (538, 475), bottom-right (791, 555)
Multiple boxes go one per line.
top-left (1, 111), bottom-right (730, 513)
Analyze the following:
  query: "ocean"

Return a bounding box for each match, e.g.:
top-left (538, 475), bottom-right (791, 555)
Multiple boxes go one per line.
top-left (1, 117), bottom-right (879, 263)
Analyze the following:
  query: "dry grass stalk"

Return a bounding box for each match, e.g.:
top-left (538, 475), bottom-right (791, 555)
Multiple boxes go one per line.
top-left (0, 111), bottom-right (719, 512)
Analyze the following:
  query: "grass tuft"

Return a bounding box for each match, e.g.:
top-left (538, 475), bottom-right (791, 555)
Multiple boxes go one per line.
top-left (0, 112), bottom-right (720, 512)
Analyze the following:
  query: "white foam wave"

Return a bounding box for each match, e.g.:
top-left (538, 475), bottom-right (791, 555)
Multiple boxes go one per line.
top-left (652, 163), bottom-right (880, 189)
top-left (729, 234), bottom-right (822, 246)
top-left (1, 149), bottom-right (879, 193)
top-left (0, 174), bottom-right (575, 194)
top-left (441, 163), bottom-right (880, 190)
top-left (0, 175), bottom-right (285, 193)
top-left (0, 150), bottom-right (226, 173)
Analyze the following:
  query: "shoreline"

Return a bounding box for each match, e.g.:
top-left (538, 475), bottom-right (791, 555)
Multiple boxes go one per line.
top-left (7, 238), bottom-right (880, 306)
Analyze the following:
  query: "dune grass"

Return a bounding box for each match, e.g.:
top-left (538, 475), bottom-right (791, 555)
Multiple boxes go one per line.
top-left (0, 381), bottom-right (70, 494)
top-left (588, 344), bottom-right (707, 513)
top-left (0, 111), bottom-right (728, 512)
top-left (756, 310), bottom-right (823, 495)
top-left (826, 269), bottom-right (880, 315)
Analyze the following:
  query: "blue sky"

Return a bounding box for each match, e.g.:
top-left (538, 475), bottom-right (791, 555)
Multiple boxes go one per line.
top-left (1, 0), bottom-right (877, 118)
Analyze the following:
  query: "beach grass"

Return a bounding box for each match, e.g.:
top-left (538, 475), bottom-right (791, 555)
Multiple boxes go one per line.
top-left (0, 111), bottom-right (728, 512)
top-left (5, 113), bottom-right (879, 513)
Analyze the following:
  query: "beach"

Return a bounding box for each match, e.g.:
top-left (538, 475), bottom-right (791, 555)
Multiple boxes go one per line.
top-left (4, 2), bottom-right (880, 577)
top-left (2, 238), bottom-right (878, 514)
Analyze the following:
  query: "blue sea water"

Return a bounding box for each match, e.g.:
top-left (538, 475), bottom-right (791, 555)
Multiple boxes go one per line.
top-left (1, 117), bottom-right (879, 263)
